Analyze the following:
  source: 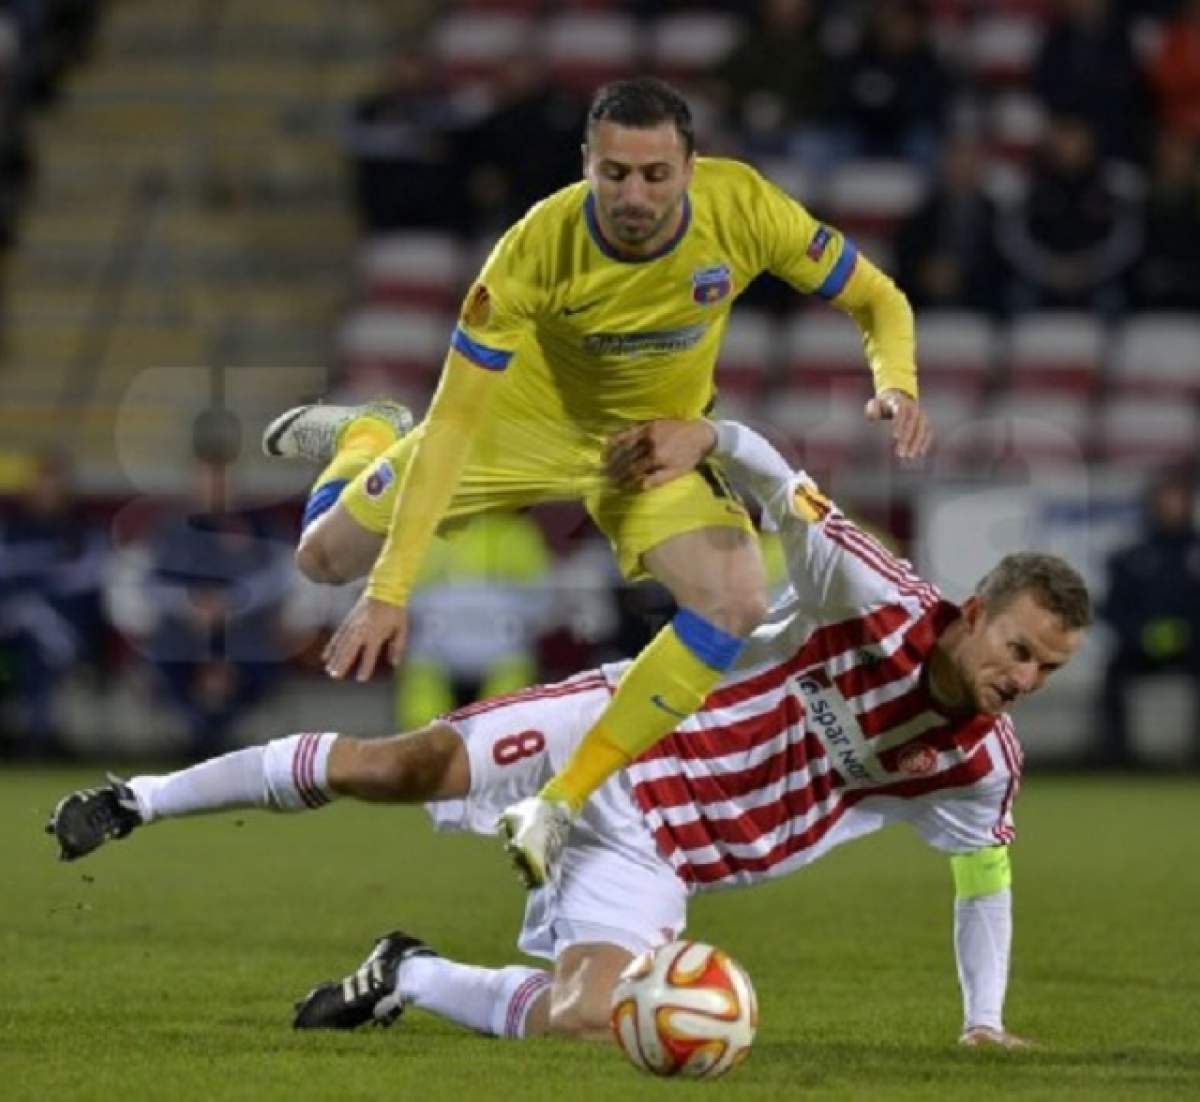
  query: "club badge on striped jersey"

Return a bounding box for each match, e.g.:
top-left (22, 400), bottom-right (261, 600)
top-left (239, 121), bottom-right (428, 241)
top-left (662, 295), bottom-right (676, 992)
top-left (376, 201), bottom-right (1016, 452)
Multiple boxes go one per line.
top-left (898, 742), bottom-right (938, 776)
top-left (364, 458), bottom-right (395, 498)
top-left (460, 282), bottom-right (492, 329)
top-left (691, 263), bottom-right (732, 305)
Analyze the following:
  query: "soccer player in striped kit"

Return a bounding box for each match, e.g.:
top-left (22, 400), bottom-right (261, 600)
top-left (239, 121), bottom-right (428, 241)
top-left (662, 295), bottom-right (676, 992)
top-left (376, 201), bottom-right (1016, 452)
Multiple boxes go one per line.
top-left (49, 419), bottom-right (1087, 1048)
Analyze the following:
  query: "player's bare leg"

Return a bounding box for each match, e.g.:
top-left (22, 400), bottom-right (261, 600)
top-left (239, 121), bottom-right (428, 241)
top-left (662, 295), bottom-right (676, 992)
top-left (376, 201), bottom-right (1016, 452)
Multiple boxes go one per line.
top-left (294, 503), bottom-right (383, 585)
top-left (45, 724), bottom-right (468, 861)
top-left (503, 525), bottom-right (767, 887)
top-left (545, 943), bottom-right (633, 1040)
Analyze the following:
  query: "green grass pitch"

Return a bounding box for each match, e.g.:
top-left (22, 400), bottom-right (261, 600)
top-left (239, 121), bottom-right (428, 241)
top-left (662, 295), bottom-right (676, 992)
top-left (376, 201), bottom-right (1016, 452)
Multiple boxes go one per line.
top-left (3, 769), bottom-right (1198, 1100)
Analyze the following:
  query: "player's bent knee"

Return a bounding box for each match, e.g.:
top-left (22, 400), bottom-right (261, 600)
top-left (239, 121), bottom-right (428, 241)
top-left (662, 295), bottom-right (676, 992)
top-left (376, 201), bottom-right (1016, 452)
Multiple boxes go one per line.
top-left (545, 997), bottom-right (611, 1040)
top-left (295, 531), bottom-right (359, 585)
top-left (727, 590), bottom-right (770, 636)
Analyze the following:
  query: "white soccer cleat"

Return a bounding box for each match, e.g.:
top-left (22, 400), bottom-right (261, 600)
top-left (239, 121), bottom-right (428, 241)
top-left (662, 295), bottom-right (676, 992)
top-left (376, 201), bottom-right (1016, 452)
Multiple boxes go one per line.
top-left (262, 399), bottom-right (413, 463)
top-left (497, 796), bottom-right (574, 889)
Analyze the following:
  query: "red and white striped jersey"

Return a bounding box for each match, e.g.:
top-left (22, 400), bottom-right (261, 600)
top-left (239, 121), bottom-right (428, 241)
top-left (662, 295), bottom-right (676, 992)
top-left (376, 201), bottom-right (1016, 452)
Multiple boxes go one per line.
top-left (614, 475), bottom-right (1022, 892)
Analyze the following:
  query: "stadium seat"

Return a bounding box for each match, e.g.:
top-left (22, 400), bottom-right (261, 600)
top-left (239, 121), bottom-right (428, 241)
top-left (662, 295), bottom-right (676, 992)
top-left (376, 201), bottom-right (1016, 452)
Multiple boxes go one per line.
top-left (974, 392), bottom-right (1094, 467)
top-left (784, 313), bottom-right (873, 390)
top-left (968, 14), bottom-right (1043, 86)
top-left (360, 233), bottom-right (465, 311)
top-left (338, 308), bottom-right (451, 388)
top-left (543, 12), bottom-right (638, 92)
top-left (754, 158), bottom-right (819, 207)
top-left (432, 13), bottom-right (534, 86)
top-left (1109, 314), bottom-right (1200, 398)
top-left (649, 13), bottom-right (741, 82)
top-left (987, 90), bottom-right (1045, 164)
top-left (823, 160), bottom-right (927, 239)
top-left (914, 385), bottom-right (982, 468)
top-left (915, 310), bottom-right (998, 396)
top-left (1099, 397), bottom-right (1199, 464)
top-left (1007, 312), bottom-right (1105, 394)
top-left (716, 311), bottom-right (777, 397)
top-left (761, 383), bottom-right (873, 473)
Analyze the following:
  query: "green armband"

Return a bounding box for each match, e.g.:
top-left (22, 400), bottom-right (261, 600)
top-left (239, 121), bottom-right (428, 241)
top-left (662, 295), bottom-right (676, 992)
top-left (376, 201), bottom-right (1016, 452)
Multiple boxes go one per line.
top-left (951, 847), bottom-right (1011, 899)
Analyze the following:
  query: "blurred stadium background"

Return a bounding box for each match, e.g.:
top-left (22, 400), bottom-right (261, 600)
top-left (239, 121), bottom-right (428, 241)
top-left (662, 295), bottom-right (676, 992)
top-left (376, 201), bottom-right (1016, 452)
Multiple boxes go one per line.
top-left (2, 0), bottom-right (1198, 771)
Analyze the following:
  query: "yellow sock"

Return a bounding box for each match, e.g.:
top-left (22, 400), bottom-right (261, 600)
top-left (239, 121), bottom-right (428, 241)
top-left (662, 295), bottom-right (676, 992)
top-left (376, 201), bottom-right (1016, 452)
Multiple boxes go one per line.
top-left (314, 416), bottom-right (398, 490)
top-left (540, 614), bottom-right (742, 812)
top-left (303, 416), bottom-right (399, 530)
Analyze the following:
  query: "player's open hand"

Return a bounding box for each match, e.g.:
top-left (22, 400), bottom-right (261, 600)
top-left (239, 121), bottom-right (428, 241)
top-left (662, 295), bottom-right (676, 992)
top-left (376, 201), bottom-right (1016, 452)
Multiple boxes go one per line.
top-left (864, 389), bottom-right (932, 460)
top-left (959, 1026), bottom-right (1033, 1050)
top-left (605, 419), bottom-right (717, 490)
top-left (323, 595), bottom-right (408, 682)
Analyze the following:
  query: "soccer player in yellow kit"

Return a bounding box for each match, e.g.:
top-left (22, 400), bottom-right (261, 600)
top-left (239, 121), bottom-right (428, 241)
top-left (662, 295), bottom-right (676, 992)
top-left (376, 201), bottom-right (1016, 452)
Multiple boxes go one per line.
top-left (264, 78), bottom-right (932, 887)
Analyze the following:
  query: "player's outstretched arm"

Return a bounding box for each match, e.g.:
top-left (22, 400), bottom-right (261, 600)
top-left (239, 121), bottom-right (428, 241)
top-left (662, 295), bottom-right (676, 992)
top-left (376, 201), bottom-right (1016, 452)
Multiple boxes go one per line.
top-left (832, 255), bottom-right (932, 460)
top-left (324, 350), bottom-right (503, 681)
top-left (951, 848), bottom-right (1032, 1048)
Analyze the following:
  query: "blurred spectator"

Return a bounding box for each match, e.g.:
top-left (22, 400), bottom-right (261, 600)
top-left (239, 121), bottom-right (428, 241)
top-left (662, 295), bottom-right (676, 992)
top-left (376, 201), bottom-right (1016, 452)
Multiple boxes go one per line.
top-left (343, 44), bottom-right (469, 234)
top-left (397, 512), bottom-right (554, 729)
top-left (1148, 0), bottom-right (1200, 142)
top-left (0, 452), bottom-right (107, 756)
top-left (461, 56), bottom-right (585, 235)
top-left (895, 134), bottom-right (1006, 314)
top-left (0, 13), bottom-right (32, 249)
top-left (713, 0), bottom-right (832, 164)
top-left (1033, 0), bottom-right (1148, 163)
top-left (140, 460), bottom-right (292, 758)
top-left (1098, 467), bottom-right (1200, 768)
top-left (829, 0), bottom-right (952, 169)
top-left (1132, 128), bottom-right (1200, 310)
top-left (996, 114), bottom-right (1142, 315)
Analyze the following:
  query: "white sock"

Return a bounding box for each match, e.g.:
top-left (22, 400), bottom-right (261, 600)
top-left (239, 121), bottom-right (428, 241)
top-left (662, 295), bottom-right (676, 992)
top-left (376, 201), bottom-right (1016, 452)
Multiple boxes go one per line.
top-left (955, 888), bottom-right (1012, 1031)
top-left (128, 734), bottom-right (337, 823)
top-left (398, 956), bottom-right (551, 1039)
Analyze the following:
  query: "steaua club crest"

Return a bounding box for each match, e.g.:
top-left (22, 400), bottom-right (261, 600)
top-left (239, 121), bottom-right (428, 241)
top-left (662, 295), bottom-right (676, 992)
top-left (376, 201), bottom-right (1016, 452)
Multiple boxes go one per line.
top-left (898, 743), bottom-right (938, 776)
top-left (461, 282), bottom-right (492, 328)
top-left (692, 263), bottom-right (732, 305)
top-left (364, 458), bottom-right (395, 499)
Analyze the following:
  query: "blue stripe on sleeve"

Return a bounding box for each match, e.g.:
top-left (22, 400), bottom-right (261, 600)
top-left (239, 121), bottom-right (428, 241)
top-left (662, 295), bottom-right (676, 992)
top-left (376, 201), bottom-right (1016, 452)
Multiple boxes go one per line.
top-left (450, 326), bottom-right (513, 371)
top-left (302, 478), bottom-right (347, 532)
top-left (672, 608), bottom-right (745, 672)
top-left (814, 239), bottom-right (859, 301)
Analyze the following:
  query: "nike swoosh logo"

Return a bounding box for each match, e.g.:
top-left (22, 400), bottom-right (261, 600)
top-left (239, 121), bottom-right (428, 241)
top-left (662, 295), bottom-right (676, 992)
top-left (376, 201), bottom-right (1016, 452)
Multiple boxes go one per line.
top-left (650, 694), bottom-right (690, 720)
top-left (562, 300), bottom-right (603, 317)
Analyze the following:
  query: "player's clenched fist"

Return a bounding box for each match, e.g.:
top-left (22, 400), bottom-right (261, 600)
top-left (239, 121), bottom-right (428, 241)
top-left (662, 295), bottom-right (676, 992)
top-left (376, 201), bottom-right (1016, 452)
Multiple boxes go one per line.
top-left (324, 595), bottom-right (409, 682)
top-left (605, 420), bottom-right (717, 491)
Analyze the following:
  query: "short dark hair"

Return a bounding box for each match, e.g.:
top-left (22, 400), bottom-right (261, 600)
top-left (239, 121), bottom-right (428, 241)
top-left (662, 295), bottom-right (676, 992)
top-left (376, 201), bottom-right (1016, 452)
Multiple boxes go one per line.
top-left (586, 77), bottom-right (695, 155)
top-left (975, 552), bottom-right (1092, 630)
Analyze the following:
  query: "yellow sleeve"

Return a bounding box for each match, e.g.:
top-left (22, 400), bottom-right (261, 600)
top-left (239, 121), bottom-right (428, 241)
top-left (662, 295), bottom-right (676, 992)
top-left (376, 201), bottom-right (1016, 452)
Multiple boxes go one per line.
top-left (366, 349), bottom-right (502, 605)
top-left (832, 254), bottom-right (918, 399)
top-left (365, 220), bottom-right (547, 605)
top-left (742, 165), bottom-right (917, 399)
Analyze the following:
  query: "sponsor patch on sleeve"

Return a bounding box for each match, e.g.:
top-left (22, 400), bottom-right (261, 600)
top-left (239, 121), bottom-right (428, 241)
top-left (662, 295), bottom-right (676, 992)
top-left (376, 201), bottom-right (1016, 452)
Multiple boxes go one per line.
top-left (806, 225), bottom-right (833, 262)
top-left (460, 283), bottom-right (492, 329)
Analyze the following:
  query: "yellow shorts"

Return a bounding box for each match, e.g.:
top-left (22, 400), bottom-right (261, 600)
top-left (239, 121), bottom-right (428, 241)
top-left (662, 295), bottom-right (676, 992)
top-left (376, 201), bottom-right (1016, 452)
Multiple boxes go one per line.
top-left (339, 415), bottom-right (753, 580)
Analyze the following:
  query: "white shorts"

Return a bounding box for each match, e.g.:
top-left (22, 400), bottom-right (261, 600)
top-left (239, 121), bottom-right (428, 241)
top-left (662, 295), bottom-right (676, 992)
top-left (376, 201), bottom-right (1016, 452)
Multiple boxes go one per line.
top-left (426, 671), bottom-right (688, 962)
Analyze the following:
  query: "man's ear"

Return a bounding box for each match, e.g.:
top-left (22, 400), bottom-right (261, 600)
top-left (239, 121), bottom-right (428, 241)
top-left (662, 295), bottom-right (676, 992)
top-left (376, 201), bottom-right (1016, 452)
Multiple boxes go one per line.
top-left (962, 594), bottom-right (984, 631)
top-left (580, 143), bottom-right (589, 178)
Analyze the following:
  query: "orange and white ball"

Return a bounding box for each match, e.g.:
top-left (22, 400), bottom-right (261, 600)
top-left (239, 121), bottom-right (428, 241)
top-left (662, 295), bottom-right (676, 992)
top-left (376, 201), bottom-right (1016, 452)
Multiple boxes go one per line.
top-left (610, 940), bottom-right (758, 1079)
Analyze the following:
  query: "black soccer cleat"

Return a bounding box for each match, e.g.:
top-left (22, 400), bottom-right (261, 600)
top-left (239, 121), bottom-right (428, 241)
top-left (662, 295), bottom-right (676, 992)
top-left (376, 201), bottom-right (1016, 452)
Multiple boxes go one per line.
top-left (293, 930), bottom-right (436, 1030)
top-left (46, 775), bottom-right (143, 861)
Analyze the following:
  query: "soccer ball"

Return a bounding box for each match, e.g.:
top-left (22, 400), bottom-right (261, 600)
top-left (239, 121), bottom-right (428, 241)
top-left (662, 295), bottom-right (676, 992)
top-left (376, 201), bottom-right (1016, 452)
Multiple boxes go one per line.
top-left (610, 940), bottom-right (758, 1079)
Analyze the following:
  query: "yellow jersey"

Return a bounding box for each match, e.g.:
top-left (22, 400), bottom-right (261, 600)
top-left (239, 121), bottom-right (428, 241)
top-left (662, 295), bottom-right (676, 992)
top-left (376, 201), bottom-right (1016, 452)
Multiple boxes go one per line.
top-left (451, 157), bottom-right (904, 433)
